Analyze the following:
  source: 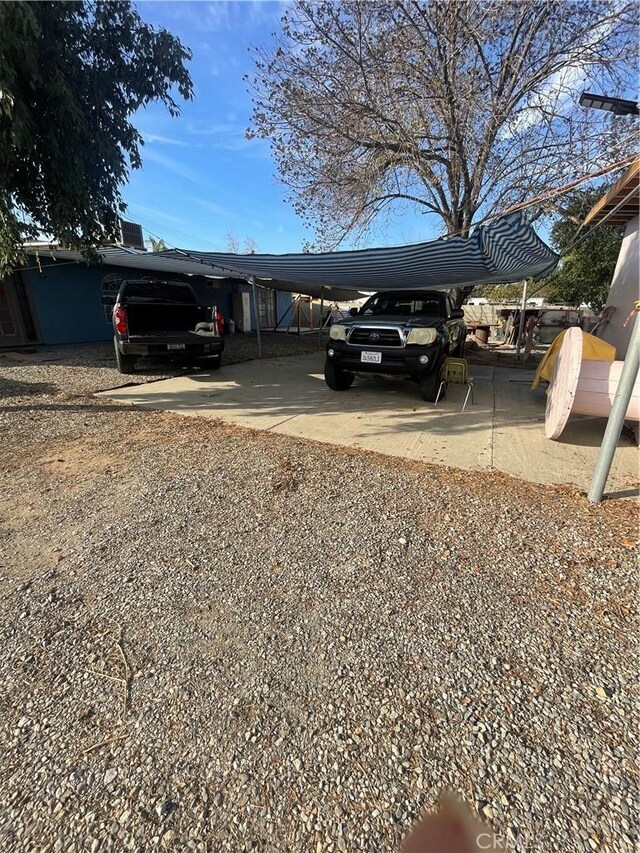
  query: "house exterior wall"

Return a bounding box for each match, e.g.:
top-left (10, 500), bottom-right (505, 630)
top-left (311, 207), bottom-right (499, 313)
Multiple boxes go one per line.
top-left (26, 262), bottom-right (117, 345)
top-left (22, 259), bottom-right (290, 346)
top-left (600, 215), bottom-right (639, 359)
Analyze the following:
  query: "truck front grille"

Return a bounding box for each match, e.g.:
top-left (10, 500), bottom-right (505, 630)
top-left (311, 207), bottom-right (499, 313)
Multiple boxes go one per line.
top-left (348, 327), bottom-right (403, 347)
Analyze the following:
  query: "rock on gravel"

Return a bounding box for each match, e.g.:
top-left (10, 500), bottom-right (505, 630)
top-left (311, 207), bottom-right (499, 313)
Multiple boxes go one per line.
top-left (0, 349), bottom-right (638, 853)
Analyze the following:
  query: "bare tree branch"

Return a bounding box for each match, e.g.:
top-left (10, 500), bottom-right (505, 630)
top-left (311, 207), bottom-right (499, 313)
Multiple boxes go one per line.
top-left (248, 0), bottom-right (639, 248)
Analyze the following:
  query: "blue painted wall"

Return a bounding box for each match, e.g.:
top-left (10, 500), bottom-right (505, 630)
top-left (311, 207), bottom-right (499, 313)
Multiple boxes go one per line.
top-left (27, 263), bottom-right (120, 345)
top-left (276, 290), bottom-right (292, 322)
top-left (23, 259), bottom-right (281, 345)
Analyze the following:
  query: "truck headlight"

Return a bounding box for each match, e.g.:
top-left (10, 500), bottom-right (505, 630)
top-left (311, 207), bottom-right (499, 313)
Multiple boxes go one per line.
top-left (406, 328), bottom-right (437, 345)
top-left (329, 324), bottom-right (347, 341)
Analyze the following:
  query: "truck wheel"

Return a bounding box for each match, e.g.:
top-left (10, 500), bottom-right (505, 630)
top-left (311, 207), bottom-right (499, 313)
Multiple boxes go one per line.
top-left (205, 354), bottom-right (222, 370)
top-left (324, 359), bottom-right (355, 391)
top-left (419, 365), bottom-right (443, 402)
top-left (114, 339), bottom-right (136, 374)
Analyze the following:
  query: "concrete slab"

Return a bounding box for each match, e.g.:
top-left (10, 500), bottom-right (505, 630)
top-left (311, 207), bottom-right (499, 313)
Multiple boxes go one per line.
top-left (98, 352), bottom-right (639, 495)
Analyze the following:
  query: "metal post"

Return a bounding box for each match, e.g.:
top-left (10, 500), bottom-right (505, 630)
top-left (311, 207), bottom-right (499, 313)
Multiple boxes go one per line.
top-left (515, 279), bottom-right (529, 355)
top-left (319, 289), bottom-right (324, 346)
top-left (249, 276), bottom-right (262, 359)
top-left (588, 305), bottom-right (640, 503)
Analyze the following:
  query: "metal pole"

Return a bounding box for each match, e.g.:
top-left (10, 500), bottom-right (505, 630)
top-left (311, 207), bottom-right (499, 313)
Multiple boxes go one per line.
top-left (249, 276), bottom-right (262, 359)
top-left (319, 289), bottom-right (324, 346)
top-left (587, 304), bottom-right (640, 503)
top-left (515, 279), bottom-right (529, 355)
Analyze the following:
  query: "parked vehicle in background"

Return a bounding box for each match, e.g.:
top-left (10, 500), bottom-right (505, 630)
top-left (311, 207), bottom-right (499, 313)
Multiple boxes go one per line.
top-left (324, 290), bottom-right (466, 401)
top-left (104, 278), bottom-right (224, 374)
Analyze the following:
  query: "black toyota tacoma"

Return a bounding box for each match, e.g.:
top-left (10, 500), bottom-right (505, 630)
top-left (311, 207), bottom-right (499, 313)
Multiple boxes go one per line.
top-left (324, 290), bottom-right (466, 401)
top-left (105, 278), bottom-right (224, 374)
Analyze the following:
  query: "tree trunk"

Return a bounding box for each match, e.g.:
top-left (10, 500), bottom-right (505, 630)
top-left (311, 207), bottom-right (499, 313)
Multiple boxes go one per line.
top-left (449, 285), bottom-right (475, 308)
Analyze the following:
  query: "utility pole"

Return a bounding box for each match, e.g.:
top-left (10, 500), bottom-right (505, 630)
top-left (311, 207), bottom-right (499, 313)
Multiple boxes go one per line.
top-left (588, 302), bottom-right (639, 503)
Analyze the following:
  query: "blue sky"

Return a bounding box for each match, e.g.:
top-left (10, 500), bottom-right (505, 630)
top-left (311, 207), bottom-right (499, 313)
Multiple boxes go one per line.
top-left (127, 0), bottom-right (437, 253)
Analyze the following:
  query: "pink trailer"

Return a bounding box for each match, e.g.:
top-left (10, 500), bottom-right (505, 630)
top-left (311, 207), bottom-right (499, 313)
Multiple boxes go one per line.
top-left (545, 326), bottom-right (640, 440)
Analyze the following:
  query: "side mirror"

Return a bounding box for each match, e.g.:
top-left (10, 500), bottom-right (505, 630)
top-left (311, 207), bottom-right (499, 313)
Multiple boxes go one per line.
top-left (349, 307), bottom-right (359, 316)
top-left (451, 308), bottom-right (464, 319)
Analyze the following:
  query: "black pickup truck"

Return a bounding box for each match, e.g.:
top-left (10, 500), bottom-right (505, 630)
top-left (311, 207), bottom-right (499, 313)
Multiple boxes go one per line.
top-left (105, 278), bottom-right (224, 374)
top-left (325, 290), bottom-right (466, 401)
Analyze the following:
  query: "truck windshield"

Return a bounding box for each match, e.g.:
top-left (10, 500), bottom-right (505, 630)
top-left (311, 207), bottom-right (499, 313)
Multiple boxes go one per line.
top-left (121, 281), bottom-right (196, 304)
top-left (360, 293), bottom-right (443, 317)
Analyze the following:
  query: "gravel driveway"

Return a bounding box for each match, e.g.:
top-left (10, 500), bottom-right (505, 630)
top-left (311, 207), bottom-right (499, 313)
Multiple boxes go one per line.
top-left (0, 345), bottom-right (638, 852)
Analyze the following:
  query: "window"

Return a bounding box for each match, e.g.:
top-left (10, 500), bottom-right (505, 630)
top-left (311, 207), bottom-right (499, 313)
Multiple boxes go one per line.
top-left (122, 280), bottom-right (196, 303)
top-left (257, 287), bottom-right (276, 327)
top-left (361, 292), bottom-right (444, 317)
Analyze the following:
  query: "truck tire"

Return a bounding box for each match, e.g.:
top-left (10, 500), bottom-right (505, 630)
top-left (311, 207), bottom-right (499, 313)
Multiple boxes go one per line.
top-left (205, 354), bottom-right (222, 370)
top-left (324, 359), bottom-right (355, 391)
top-left (114, 339), bottom-right (136, 374)
top-left (419, 364), bottom-right (443, 402)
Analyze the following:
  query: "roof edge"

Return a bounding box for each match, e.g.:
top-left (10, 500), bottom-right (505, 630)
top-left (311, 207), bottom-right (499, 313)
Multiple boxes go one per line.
top-left (583, 159), bottom-right (640, 226)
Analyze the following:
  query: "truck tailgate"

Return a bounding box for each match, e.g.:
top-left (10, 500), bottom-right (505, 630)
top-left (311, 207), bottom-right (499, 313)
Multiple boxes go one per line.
top-left (125, 304), bottom-right (206, 334)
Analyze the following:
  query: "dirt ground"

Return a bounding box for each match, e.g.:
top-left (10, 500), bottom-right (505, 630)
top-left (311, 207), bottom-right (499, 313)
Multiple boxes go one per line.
top-left (0, 343), bottom-right (637, 852)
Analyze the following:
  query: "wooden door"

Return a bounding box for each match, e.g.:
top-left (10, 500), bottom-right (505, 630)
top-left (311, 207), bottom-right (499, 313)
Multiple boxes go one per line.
top-left (257, 287), bottom-right (276, 328)
top-left (0, 279), bottom-right (25, 347)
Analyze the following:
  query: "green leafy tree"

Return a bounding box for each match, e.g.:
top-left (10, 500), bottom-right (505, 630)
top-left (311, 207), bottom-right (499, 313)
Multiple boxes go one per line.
top-left (547, 188), bottom-right (625, 311)
top-left (468, 282), bottom-right (553, 303)
top-left (0, 1), bottom-right (193, 273)
top-left (470, 283), bottom-right (529, 303)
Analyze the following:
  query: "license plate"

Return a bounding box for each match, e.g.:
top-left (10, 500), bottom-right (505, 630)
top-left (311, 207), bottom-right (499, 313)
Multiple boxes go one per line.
top-left (361, 351), bottom-right (382, 364)
top-left (167, 344), bottom-right (186, 351)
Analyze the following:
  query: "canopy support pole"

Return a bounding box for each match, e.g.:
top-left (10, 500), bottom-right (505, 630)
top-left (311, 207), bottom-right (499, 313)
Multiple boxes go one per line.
top-left (516, 279), bottom-right (530, 356)
top-left (588, 303), bottom-right (640, 503)
top-left (319, 289), bottom-right (324, 346)
top-left (249, 276), bottom-right (262, 359)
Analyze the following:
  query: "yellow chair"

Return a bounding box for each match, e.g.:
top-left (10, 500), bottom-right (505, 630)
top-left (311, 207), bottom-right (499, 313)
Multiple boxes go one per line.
top-left (435, 357), bottom-right (474, 411)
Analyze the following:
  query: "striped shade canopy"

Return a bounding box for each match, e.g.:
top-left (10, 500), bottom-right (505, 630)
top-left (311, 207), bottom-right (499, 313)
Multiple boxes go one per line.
top-left (159, 213), bottom-right (558, 298)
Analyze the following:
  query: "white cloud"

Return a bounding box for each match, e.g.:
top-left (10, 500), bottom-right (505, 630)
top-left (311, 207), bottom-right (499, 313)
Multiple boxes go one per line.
top-left (502, 17), bottom-right (615, 138)
top-left (141, 148), bottom-right (207, 183)
top-left (190, 197), bottom-right (239, 218)
top-left (143, 132), bottom-right (193, 147)
top-left (154, 1), bottom-right (284, 34)
top-left (505, 64), bottom-right (588, 138)
top-left (185, 120), bottom-right (271, 157)
top-left (129, 204), bottom-right (185, 225)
